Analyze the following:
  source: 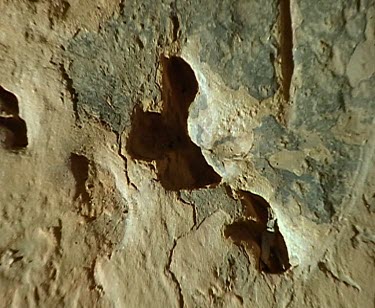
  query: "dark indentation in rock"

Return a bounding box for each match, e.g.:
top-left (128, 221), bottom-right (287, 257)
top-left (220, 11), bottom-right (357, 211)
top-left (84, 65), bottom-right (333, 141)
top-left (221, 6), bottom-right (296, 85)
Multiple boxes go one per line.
top-left (59, 64), bottom-right (79, 121)
top-left (170, 2), bottom-right (180, 42)
top-left (240, 192), bottom-right (270, 223)
top-left (8, 249), bottom-right (24, 264)
top-left (49, 0), bottom-right (70, 26)
top-left (127, 109), bottom-right (170, 161)
top-left (70, 153), bottom-right (91, 204)
top-left (224, 191), bottom-right (291, 274)
top-left (51, 219), bottom-right (62, 250)
top-left (170, 15), bottom-right (180, 42)
top-left (0, 87), bottom-right (19, 115)
top-left (0, 86), bottom-right (28, 149)
top-left (127, 56), bottom-right (221, 190)
top-left (0, 118), bottom-right (28, 149)
top-left (279, 0), bottom-right (294, 101)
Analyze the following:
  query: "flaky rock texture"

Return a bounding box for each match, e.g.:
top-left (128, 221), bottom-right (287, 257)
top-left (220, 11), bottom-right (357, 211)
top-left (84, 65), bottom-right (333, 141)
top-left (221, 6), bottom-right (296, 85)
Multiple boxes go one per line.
top-left (0, 0), bottom-right (374, 307)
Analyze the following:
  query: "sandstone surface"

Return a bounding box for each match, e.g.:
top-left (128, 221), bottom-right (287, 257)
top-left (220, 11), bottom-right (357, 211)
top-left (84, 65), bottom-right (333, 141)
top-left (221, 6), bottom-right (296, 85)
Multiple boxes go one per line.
top-left (0, 0), bottom-right (374, 307)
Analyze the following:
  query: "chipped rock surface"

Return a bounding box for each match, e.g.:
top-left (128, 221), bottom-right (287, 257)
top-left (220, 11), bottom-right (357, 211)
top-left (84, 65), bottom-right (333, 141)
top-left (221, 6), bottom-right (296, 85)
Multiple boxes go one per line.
top-left (0, 0), bottom-right (374, 307)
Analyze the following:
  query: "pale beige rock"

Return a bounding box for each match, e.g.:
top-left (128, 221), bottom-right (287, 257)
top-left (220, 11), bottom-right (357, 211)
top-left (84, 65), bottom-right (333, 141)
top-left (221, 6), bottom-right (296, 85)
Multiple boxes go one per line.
top-left (268, 150), bottom-right (307, 176)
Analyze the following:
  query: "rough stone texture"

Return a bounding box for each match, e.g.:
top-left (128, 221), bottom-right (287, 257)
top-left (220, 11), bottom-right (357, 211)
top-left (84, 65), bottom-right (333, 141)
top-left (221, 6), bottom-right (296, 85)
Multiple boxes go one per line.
top-left (0, 0), bottom-right (374, 307)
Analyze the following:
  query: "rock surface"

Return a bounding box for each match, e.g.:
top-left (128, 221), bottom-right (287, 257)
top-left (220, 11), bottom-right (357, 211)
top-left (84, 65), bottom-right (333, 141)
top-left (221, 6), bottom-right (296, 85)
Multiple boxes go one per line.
top-left (0, 0), bottom-right (374, 307)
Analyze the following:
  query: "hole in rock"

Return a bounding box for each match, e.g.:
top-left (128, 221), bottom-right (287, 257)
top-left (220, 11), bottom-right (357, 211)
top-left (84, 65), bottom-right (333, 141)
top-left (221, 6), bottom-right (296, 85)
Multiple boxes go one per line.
top-left (279, 0), bottom-right (294, 102)
top-left (224, 191), bottom-right (291, 274)
top-left (70, 153), bottom-right (91, 204)
top-left (127, 56), bottom-right (221, 190)
top-left (0, 86), bottom-right (28, 149)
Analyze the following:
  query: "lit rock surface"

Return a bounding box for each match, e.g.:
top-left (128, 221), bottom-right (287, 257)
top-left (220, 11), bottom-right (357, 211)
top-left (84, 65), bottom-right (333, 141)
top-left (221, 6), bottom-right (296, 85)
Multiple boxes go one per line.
top-left (0, 0), bottom-right (374, 307)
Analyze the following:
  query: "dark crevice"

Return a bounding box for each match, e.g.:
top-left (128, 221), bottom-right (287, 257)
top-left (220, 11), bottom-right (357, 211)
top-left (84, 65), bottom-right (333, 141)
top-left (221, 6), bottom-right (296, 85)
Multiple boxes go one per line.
top-left (356, 0), bottom-right (361, 12)
top-left (0, 86), bottom-right (19, 115)
top-left (119, 0), bottom-right (125, 13)
top-left (279, 0), bottom-right (294, 102)
top-left (170, 15), bottom-right (180, 42)
top-left (127, 56), bottom-right (221, 191)
top-left (167, 240), bottom-right (184, 308)
top-left (51, 219), bottom-right (63, 256)
top-left (48, 0), bottom-right (70, 26)
top-left (0, 86), bottom-right (28, 150)
top-left (224, 191), bottom-right (291, 274)
top-left (170, 1), bottom-right (180, 42)
top-left (170, 1), bottom-right (180, 43)
top-left (70, 153), bottom-right (91, 204)
top-left (59, 63), bottom-right (79, 121)
top-left (0, 117), bottom-right (28, 148)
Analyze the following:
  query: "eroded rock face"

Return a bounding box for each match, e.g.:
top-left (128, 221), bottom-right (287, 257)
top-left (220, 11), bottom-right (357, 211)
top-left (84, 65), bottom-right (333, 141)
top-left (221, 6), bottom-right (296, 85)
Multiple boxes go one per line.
top-left (0, 0), bottom-right (374, 307)
top-left (0, 86), bottom-right (28, 149)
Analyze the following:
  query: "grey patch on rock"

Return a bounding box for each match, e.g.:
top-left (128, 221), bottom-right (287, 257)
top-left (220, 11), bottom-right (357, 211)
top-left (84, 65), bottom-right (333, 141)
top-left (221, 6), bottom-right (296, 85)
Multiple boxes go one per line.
top-left (206, 152), bottom-right (227, 175)
top-left (177, 0), bottom-right (278, 100)
top-left (275, 0), bottom-right (373, 222)
top-left (180, 185), bottom-right (243, 226)
top-left (197, 93), bottom-right (208, 110)
top-left (195, 124), bottom-right (204, 145)
top-left (251, 116), bottom-right (362, 223)
top-left (66, 1), bottom-right (170, 133)
top-left (189, 92), bottom-right (208, 120)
